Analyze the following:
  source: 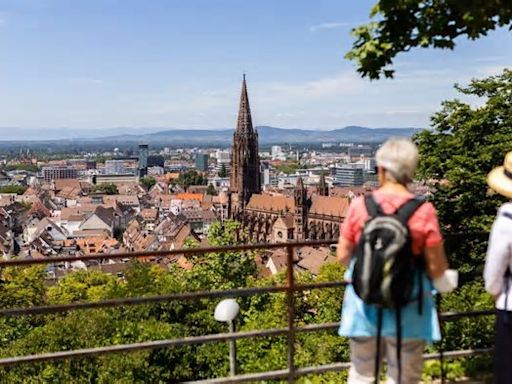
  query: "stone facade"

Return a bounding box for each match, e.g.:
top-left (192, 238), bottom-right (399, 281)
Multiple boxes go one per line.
top-left (228, 78), bottom-right (348, 242)
top-left (229, 75), bottom-right (261, 218)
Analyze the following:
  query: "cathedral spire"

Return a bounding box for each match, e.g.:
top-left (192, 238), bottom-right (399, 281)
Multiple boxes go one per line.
top-left (229, 75), bottom-right (261, 216)
top-left (317, 173), bottom-right (329, 196)
top-left (296, 176), bottom-right (304, 190)
top-left (294, 177), bottom-right (308, 240)
top-left (237, 74), bottom-right (253, 134)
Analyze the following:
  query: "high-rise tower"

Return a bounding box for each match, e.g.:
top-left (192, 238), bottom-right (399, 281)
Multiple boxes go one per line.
top-left (138, 144), bottom-right (149, 178)
top-left (229, 75), bottom-right (261, 217)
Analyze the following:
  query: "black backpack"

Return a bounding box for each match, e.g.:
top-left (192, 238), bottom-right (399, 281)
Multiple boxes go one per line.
top-left (352, 194), bottom-right (425, 384)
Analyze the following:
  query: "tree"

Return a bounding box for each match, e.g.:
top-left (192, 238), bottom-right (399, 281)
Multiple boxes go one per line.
top-left (140, 176), bottom-right (156, 191)
top-left (276, 161), bottom-right (300, 175)
top-left (415, 69), bottom-right (512, 276)
top-left (177, 170), bottom-right (207, 189)
top-left (206, 183), bottom-right (217, 196)
top-left (416, 70), bottom-right (512, 232)
top-left (0, 266), bottom-right (47, 350)
top-left (218, 164), bottom-right (228, 178)
top-left (188, 221), bottom-right (257, 289)
top-left (346, 1), bottom-right (512, 79)
top-left (91, 183), bottom-right (118, 195)
top-left (0, 185), bottom-right (27, 195)
top-left (4, 164), bottom-right (39, 173)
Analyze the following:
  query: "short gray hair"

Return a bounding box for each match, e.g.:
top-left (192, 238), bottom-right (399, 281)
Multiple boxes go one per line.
top-left (375, 138), bottom-right (418, 184)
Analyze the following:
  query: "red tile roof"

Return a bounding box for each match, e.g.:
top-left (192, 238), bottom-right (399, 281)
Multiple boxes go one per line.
top-left (309, 195), bottom-right (350, 218)
top-left (246, 194), bottom-right (294, 212)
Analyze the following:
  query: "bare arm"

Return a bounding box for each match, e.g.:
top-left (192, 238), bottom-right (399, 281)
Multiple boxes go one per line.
top-left (424, 242), bottom-right (449, 279)
top-left (337, 236), bottom-right (355, 267)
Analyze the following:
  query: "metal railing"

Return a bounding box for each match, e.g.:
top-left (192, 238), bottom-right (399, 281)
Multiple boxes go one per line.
top-left (0, 240), bottom-right (495, 383)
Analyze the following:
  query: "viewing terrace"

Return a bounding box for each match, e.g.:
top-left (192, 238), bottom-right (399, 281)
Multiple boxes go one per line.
top-left (0, 237), bottom-right (494, 383)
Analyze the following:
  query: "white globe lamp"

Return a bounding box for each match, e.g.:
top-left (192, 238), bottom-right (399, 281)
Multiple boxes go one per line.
top-left (214, 299), bottom-right (240, 323)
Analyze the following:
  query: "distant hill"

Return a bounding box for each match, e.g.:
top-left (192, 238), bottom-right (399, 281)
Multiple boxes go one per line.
top-left (0, 126), bottom-right (422, 144)
top-left (92, 126), bottom-right (422, 144)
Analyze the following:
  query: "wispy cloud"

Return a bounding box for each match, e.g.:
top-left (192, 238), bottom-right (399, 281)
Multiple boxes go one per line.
top-left (309, 21), bottom-right (348, 32)
top-left (260, 71), bottom-right (366, 101)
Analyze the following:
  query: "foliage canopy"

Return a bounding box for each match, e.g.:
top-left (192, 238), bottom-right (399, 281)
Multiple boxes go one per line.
top-left (0, 222), bottom-right (350, 382)
top-left (0, 185), bottom-right (27, 195)
top-left (347, 1), bottom-right (512, 79)
top-left (415, 70), bottom-right (512, 277)
top-left (177, 170), bottom-right (208, 189)
top-left (140, 176), bottom-right (156, 191)
top-left (91, 183), bottom-right (119, 195)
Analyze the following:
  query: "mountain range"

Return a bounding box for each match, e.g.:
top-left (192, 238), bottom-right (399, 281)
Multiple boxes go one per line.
top-left (0, 126), bottom-right (422, 144)
top-left (85, 126), bottom-right (422, 144)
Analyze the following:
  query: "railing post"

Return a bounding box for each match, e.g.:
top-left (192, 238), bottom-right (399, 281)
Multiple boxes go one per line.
top-left (228, 320), bottom-right (237, 376)
top-left (286, 244), bottom-right (296, 383)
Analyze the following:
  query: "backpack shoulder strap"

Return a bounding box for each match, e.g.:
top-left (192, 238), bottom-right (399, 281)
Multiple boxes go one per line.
top-left (364, 194), bottom-right (382, 217)
top-left (395, 197), bottom-right (425, 225)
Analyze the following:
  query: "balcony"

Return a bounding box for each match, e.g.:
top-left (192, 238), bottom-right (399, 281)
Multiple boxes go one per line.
top-left (0, 239), bottom-right (494, 383)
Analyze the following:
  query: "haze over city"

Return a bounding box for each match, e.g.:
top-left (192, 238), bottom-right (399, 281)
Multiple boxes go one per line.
top-left (1, 0), bottom-right (512, 139)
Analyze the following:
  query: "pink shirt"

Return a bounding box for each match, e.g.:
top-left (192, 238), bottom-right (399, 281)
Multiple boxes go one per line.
top-left (341, 191), bottom-right (443, 255)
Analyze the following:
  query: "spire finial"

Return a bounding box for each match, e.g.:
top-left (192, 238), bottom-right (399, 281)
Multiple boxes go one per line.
top-left (236, 73), bottom-right (253, 134)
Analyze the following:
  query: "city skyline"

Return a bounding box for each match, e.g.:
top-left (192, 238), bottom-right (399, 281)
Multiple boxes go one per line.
top-left (0, 0), bottom-right (511, 134)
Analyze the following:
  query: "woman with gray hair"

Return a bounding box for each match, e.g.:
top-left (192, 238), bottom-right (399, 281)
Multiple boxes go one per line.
top-left (337, 138), bottom-right (455, 383)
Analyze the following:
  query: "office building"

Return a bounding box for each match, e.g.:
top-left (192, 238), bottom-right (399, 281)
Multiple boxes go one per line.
top-left (105, 160), bottom-right (125, 175)
top-left (195, 153), bottom-right (209, 172)
top-left (42, 166), bottom-right (78, 183)
top-left (215, 150), bottom-right (231, 173)
top-left (332, 166), bottom-right (364, 187)
top-left (271, 145), bottom-right (286, 161)
top-left (348, 145), bottom-right (373, 158)
top-left (138, 144), bottom-right (149, 177)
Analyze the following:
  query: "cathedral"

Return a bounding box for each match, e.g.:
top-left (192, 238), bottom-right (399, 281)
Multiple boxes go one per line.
top-left (228, 77), bottom-right (349, 242)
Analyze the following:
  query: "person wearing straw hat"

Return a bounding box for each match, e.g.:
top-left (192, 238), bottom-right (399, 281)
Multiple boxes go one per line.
top-left (484, 151), bottom-right (512, 384)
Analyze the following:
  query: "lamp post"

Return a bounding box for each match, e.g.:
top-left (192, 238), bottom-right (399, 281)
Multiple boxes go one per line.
top-left (214, 299), bottom-right (240, 377)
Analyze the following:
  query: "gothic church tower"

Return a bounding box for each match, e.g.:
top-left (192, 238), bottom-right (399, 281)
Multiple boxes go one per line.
top-left (317, 173), bottom-right (329, 196)
top-left (229, 75), bottom-right (261, 217)
top-left (294, 177), bottom-right (308, 240)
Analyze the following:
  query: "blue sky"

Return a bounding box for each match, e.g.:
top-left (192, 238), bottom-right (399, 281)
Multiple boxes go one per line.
top-left (0, 0), bottom-right (511, 135)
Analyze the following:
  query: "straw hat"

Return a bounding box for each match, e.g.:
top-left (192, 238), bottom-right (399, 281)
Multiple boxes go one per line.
top-left (488, 152), bottom-right (512, 199)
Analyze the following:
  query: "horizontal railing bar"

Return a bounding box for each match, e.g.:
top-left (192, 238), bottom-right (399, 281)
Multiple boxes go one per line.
top-left (183, 348), bottom-right (493, 384)
top-left (0, 323), bottom-right (341, 367)
top-left (183, 369), bottom-right (290, 384)
top-left (0, 297), bottom-right (492, 323)
top-left (0, 240), bottom-right (337, 267)
top-left (423, 348), bottom-right (494, 359)
top-left (295, 362), bottom-right (351, 376)
top-left (0, 322), bottom-right (336, 367)
top-left (0, 314), bottom-right (494, 368)
top-left (0, 328), bottom-right (288, 367)
top-left (0, 286), bottom-right (288, 316)
top-left (441, 309), bottom-right (495, 320)
top-left (0, 281), bottom-right (346, 317)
